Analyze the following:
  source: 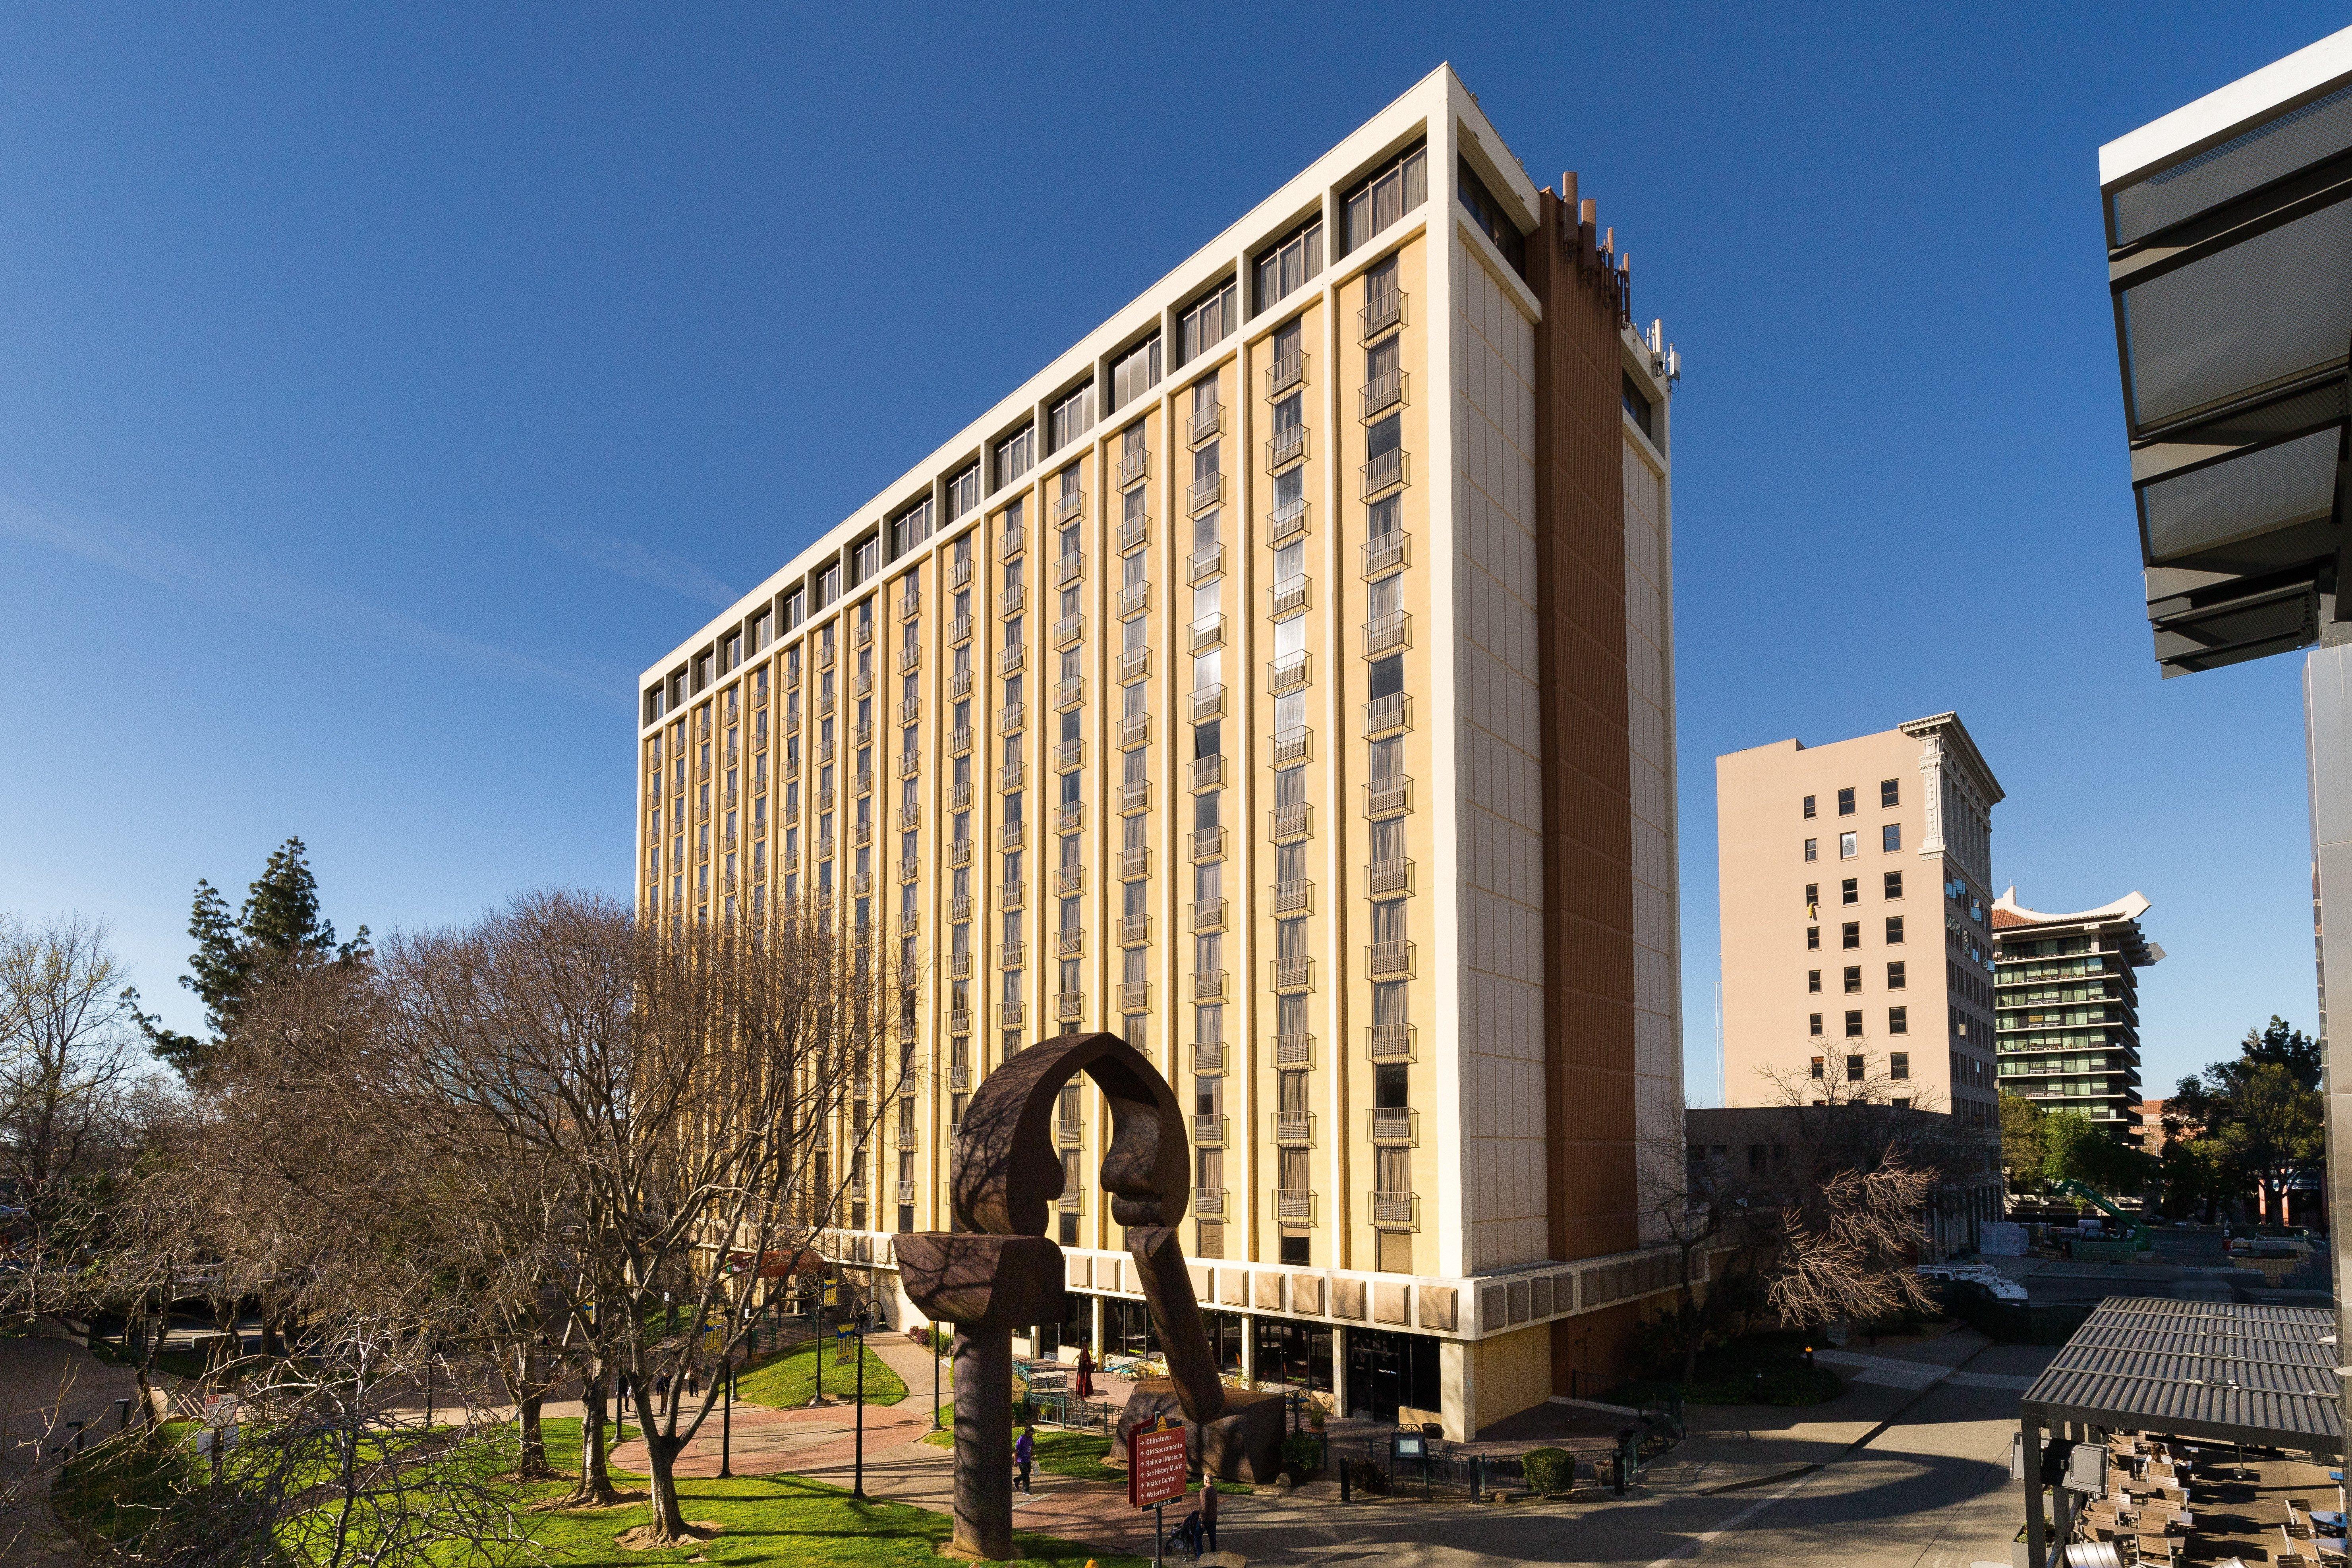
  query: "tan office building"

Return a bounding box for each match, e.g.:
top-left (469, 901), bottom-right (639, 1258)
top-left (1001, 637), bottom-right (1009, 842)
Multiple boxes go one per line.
top-left (1716, 715), bottom-right (2004, 1125)
top-left (634, 68), bottom-right (1688, 1439)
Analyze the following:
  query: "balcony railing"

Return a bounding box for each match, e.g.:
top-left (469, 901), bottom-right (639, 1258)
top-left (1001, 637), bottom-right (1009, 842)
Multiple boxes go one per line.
top-left (1119, 916), bottom-right (1150, 947)
top-left (1056, 676), bottom-right (1086, 711)
top-left (1270, 651), bottom-right (1309, 694)
top-left (1187, 472), bottom-right (1225, 515)
top-left (1119, 780), bottom-right (1151, 814)
top-left (898, 856), bottom-right (921, 883)
top-left (1272, 955), bottom-right (1314, 992)
top-left (1362, 449), bottom-right (1409, 498)
top-left (1192, 1041), bottom-right (1225, 1073)
top-left (999, 524), bottom-right (1025, 558)
top-left (1190, 826), bottom-right (1227, 860)
top-left (1272, 726), bottom-right (1311, 764)
top-left (1055, 928), bottom-right (1083, 959)
top-left (897, 804), bottom-right (920, 831)
top-left (1273, 878), bottom-right (1313, 915)
top-left (1188, 543), bottom-right (1225, 585)
top-left (1054, 490), bottom-right (1083, 526)
top-left (999, 1000), bottom-right (1025, 1027)
top-left (999, 584), bottom-right (1026, 617)
top-left (1266, 350), bottom-right (1306, 399)
top-left (897, 1179), bottom-right (917, 1203)
top-left (949, 557), bottom-right (973, 589)
top-left (948, 615), bottom-right (973, 646)
top-left (997, 643), bottom-right (1025, 674)
top-left (1367, 940), bottom-right (1416, 977)
top-left (1269, 574), bottom-right (1309, 618)
top-left (1366, 775), bottom-right (1413, 818)
top-left (1266, 423), bottom-right (1307, 470)
top-left (1057, 1187), bottom-right (1083, 1213)
top-left (1270, 802), bottom-right (1310, 840)
top-left (947, 953), bottom-right (971, 982)
top-left (897, 752), bottom-right (920, 779)
top-left (1187, 400), bottom-right (1222, 444)
top-left (1370, 1108), bottom-right (1418, 1145)
top-left (1117, 712), bottom-right (1150, 749)
top-left (1190, 756), bottom-right (1225, 791)
top-left (1191, 969), bottom-right (1228, 1003)
top-left (1370, 1191), bottom-right (1419, 1228)
top-left (1055, 865), bottom-right (1084, 896)
top-left (1194, 1186), bottom-right (1227, 1220)
top-left (1115, 582), bottom-right (1148, 617)
top-left (948, 1063), bottom-right (970, 1090)
top-left (1055, 738), bottom-right (1086, 769)
top-left (1119, 981), bottom-right (1151, 1012)
top-left (998, 820), bottom-right (1024, 849)
top-left (898, 589), bottom-right (922, 620)
top-left (1276, 1189), bottom-right (1316, 1223)
top-left (1268, 497), bottom-right (1309, 545)
top-left (899, 642), bottom-right (921, 671)
top-left (1365, 610), bottom-right (1411, 656)
top-left (1117, 647), bottom-right (1150, 682)
top-left (1189, 614), bottom-right (1226, 652)
top-left (1361, 368), bottom-right (1407, 420)
top-left (1117, 514), bottom-right (1149, 553)
top-left (1274, 1032), bottom-right (1313, 1066)
top-left (1272, 1112), bottom-right (1315, 1145)
top-left (853, 620), bottom-right (874, 649)
top-left (1190, 684), bottom-right (1226, 722)
top-left (948, 1007), bottom-right (972, 1034)
top-left (1055, 991), bottom-right (1083, 1023)
top-left (1360, 286), bottom-right (1405, 341)
top-left (1367, 858), bottom-right (1415, 897)
top-left (1056, 803), bottom-right (1084, 833)
top-left (948, 837), bottom-right (971, 867)
top-left (1119, 846), bottom-right (1150, 879)
top-left (1055, 1117), bottom-right (1084, 1147)
top-left (948, 671), bottom-right (973, 702)
top-left (1054, 614), bottom-right (1084, 649)
top-left (1365, 694), bottom-right (1413, 736)
top-left (1117, 447), bottom-right (1149, 488)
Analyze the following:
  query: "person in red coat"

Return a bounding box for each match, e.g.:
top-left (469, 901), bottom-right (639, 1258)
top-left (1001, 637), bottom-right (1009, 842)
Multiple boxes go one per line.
top-left (1073, 1344), bottom-right (1095, 1400)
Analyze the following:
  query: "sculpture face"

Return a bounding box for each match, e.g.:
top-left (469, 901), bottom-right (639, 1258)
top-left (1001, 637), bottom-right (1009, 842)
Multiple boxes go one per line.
top-left (948, 1030), bottom-right (1190, 1235)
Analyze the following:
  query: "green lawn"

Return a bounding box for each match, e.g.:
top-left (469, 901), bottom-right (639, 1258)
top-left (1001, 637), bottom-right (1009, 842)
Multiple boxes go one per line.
top-left (732, 1338), bottom-right (907, 1410)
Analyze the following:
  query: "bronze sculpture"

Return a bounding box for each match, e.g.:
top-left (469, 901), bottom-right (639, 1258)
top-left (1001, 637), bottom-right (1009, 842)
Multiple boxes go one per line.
top-left (894, 1031), bottom-right (1282, 1561)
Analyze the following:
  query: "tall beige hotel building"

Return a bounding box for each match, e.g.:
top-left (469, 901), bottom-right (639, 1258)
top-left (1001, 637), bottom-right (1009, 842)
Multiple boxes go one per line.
top-left (1716, 715), bottom-right (2005, 1125)
top-left (636, 70), bottom-right (1687, 1439)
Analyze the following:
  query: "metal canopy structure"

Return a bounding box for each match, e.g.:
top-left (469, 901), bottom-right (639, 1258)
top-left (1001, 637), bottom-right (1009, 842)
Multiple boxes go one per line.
top-left (2102, 27), bottom-right (2352, 675)
top-left (2022, 1297), bottom-right (2343, 1454)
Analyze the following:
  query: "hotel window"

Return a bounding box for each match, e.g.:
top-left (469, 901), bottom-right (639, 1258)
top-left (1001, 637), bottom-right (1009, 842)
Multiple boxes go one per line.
top-left (1887, 960), bottom-right (1907, 989)
top-left (1801, 794), bottom-right (1815, 819)
top-left (1457, 157), bottom-right (1525, 274)
top-left (1112, 336), bottom-right (1162, 410)
top-left (994, 425), bottom-right (1033, 491)
top-left (1177, 278), bottom-right (1237, 365)
top-left (853, 538), bottom-right (879, 583)
top-left (1340, 140), bottom-right (1426, 254)
top-left (1842, 966), bottom-right (1861, 994)
top-left (1844, 1013), bottom-right (1863, 1040)
top-left (1889, 1008), bottom-right (1909, 1037)
top-left (1047, 383), bottom-right (1094, 453)
top-left (1807, 970), bottom-right (1821, 994)
top-left (945, 464), bottom-right (981, 524)
top-left (1836, 787), bottom-right (1855, 816)
top-left (1845, 1052), bottom-right (1863, 1080)
top-left (1838, 832), bottom-right (1857, 859)
top-left (783, 588), bottom-right (805, 629)
top-left (1252, 215), bottom-right (1323, 313)
top-left (816, 565), bottom-right (840, 609)
top-left (1885, 916), bottom-right (1905, 944)
top-left (1840, 878), bottom-right (1857, 906)
top-left (1806, 926), bottom-right (1819, 950)
top-left (1880, 778), bottom-right (1901, 808)
top-left (1809, 1054), bottom-right (1824, 1076)
top-left (1884, 871), bottom-right (1904, 899)
top-left (1842, 922), bottom-right (1859, 950)
top-left (1803, 837), bottom-right (1818, 862)
top-left (890, 497), bottom-right (933, 555)
top-left (1882, 823), bottom-right (1902, 852)
top-left (1889, 1050), bottom-right (1909, 1080)
top-left (1366, 491), bottom-right (1400, 545)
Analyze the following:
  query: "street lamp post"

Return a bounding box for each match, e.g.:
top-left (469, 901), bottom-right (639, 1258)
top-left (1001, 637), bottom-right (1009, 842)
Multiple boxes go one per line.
top-left (932, 1322), bottom-right (942, 1430)
top-left (719, 1358), bottom-right (734, 1479)
top-left (851, 1306), bottom-right (870, 1502)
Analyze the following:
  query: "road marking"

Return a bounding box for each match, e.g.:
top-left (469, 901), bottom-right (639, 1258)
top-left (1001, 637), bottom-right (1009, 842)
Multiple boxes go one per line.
top-left (1642, 1467), bottom-right (1824, 1568)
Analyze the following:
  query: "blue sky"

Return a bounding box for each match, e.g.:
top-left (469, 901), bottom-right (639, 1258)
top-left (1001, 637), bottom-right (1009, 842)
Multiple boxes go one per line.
top-left (0, 2), bottom-right (2333, 1100)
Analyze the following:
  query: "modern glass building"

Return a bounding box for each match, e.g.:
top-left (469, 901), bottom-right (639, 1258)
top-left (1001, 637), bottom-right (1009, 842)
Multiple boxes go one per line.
top-left (1990, 891), bottom-right (2162, 1145)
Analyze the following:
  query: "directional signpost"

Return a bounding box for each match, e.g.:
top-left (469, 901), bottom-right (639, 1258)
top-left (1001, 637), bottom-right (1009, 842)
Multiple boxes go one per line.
top-left (1129, 1417), bottom-right (1188, 1568)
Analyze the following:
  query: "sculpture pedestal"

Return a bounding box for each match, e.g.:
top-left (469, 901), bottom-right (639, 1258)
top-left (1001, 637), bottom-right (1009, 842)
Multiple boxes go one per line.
top-left (1116, 1379), bottom-right (1287, 1484)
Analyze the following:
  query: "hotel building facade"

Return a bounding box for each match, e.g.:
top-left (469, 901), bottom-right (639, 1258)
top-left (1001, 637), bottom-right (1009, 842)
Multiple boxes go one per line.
top-left (635, 69), bottom-right (1686, 1438)
top-left (1716, 715), bottom-right (2006, 1127)
top-left (1991, 889), bottom-right (2160, 1145)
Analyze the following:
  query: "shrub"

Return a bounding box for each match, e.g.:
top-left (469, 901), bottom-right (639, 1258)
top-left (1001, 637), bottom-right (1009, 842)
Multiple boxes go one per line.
top-left (1280, 1432), bottom-right (1325, 1479)
top-left (1344, 1456), bottom-right (1388, 1495)
top-left (1521, 1446), bottom-right (1574, 1496)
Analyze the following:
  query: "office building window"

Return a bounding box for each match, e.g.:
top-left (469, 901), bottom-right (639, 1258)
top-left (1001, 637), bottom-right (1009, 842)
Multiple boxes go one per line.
top-left (1844, 1013), bottom-right (1863, 1040)
top-left (1882, 823), bottom-right (1902, 852)
top-left (1112, 335), bottom-right (1162, 409)
top-left (1840, 878), bottom-right (1858, 906)
top-left (1341, 140), bottom-right (1426, 253)
top-left (1047, 383), bottom-right (1094, 453)
top-left (1806, 926), bottom-right (1820, 951)
top-left (1885, 916), bottom-right (1905, 944)
top-left (1803, 837), bottom-right (1818, 862)
top-left (1177, 278), bottom-right (1238, 365)
top-left (1622, 373), bottom-right (1654, 441)
top-left (1884, 871), bottom-right (1904, 899)
top-left (1809, 1054), bottom-right (1824, 1077)
top-left (1880, 777), bottom-right (1900, 808)
top-left (1888, 1050), bottom-right (1909, 1080)
top-left (1807, 970), bottom-right (1821, 994)
top-left (1253, 215), bottom-right (1323, 312)
top-left (1841, 922), bottom-right (1859, 950)
top-left (1803, 882), bottom-right (1818, 913)
top-left (1887, 960), bottom-right (1906, 989)
top-left (1809, 1013), bottom-right (1823, 1038)
top-left (1838, 832), bottom-right (1857, 859)
top-left (1802, 794), bottom-right (1816, 819)
top-left (1889, 1007), bottom-right (1908, 1036)
top-left (994, 425), bottom-right (1033, 491)
top-left (1837, 787), bottom-right (1855, 816)
top-left (1457, 157), bottom-right (1525, 274)
top-left (1842, 966), bottom-right (1861, 994)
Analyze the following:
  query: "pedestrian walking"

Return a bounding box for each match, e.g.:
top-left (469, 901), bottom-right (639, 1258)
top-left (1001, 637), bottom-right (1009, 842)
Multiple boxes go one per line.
top-left (1014, 1421), bottom-right (1035, 1494)
top-left (1199, 1473), bottom-right (1218, 1553)
top-left (684, 1365), bottom-right (700, 1399)
top-left (1074, 1344), bottom-right (1094, 1400)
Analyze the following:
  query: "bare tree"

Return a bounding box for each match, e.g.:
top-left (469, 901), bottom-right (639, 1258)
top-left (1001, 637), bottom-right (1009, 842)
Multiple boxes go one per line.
top-left (0, 913), bottom-right (164, 1312)
top-left (381, 890), bottom-right (902, 1544)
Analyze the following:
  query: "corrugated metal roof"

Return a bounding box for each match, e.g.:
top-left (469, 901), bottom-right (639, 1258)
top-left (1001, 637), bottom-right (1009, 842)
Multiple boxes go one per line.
top-left (2022, 1297), bottom-right (2342, 1454)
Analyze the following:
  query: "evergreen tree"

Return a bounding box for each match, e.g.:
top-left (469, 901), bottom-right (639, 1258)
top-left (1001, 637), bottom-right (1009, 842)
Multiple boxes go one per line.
top-left (143, 838), bottom-right (370, 1079)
